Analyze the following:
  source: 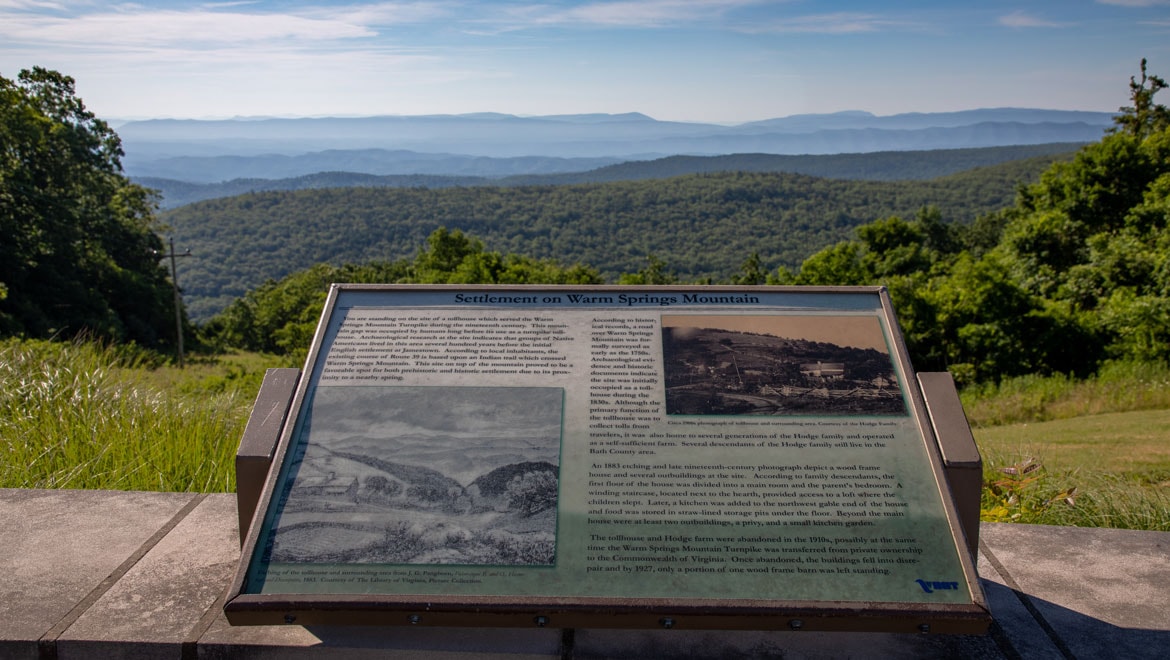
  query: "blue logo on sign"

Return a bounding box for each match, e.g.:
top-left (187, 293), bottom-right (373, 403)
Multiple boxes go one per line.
top-left (915, 579), bottom-right (960, 594)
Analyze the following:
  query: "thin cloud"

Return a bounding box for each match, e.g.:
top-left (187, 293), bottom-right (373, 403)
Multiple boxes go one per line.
top-left (745, 12), bottom-right (908, 34)
top-left (1, 10), bottom-right (372, 46)
top-left (999, 11), bottom-right (1069, 28)
top-left (319, 1), bottom-right (454, 26)
top-left (0, 0), bottom-right (65, 8)
top-left (1096, 0), bottom-right (1170, 7)
top-left (0, 2), bottom-right (453, 48)
top-left (198, 1), bottom-right (264, 8)
top-left (490, 0), bottom-right (770, 30)
top-left (559, 0), bottom-right (757, 27)
top-left (0, 0), bottom-right (486, 110)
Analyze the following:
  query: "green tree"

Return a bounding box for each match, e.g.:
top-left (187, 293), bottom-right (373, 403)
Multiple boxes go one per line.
top-left (412, 227), bottom-right (602, 286)
top-left (618, 255), bottom-right (678, 284)
top-left (731, 252), bottom-right (768, 285)
top-left (0, 67), bottom-right (173, 346)
top-left (1112, 58), bottom-right (1170, 139)
top-left (775, 207), bottom-right (955, 286)
top-left (994, 60), bottom-right (1170, 366)
top-left (205, 228), bottom-right (601, 355)
top-left (857, 215), bottom-right (932, 278)
top-left (780, 241), bottom-right (868, 285)
top-left (204, 261), bottom-right (411, 355)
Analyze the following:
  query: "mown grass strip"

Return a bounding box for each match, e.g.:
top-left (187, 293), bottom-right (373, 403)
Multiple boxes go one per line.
top-left (974, 409), bottom-right (1170, 531)
top-left (973, 409), bottom-right (1170, 475)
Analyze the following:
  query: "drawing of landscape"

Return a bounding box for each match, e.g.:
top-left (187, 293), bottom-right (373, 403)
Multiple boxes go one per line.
top-left (662, 315), bottom-right (906, 416)
top-left (268, 386), bottom-right (562, 566)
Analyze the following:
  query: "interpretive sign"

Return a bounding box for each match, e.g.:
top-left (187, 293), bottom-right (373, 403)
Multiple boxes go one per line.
top-left (226, 285), bottom-right (989, 632)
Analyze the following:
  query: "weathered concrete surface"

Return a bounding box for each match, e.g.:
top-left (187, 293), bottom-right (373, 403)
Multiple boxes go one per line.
top-left (980, 523), bottom-right (1170, 660)
top-left (55, 494), bottom-right (239, 659)
top-left (0, 489), bottom-right (196, 660)
top-left (973, 550), bottom-right (1066, 660)
top-left (2, 489), bottom-right (1169, 659)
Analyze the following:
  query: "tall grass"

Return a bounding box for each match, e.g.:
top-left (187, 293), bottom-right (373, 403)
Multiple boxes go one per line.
top-left (960, 359), bottom-right (1170, 427)
top-left (0, 339), bottom-right (250, 492)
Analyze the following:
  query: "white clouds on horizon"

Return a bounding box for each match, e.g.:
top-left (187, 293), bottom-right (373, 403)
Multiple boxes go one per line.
top-left (0, 0), bottom-right (826, 46)
top-left (0, 0), bottom-right (65, 9)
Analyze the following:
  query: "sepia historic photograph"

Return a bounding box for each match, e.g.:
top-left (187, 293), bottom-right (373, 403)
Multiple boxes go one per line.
top-left (265, 386), bottom-right (563, 566)
top-left (661, 314), bottom-right (906, 416)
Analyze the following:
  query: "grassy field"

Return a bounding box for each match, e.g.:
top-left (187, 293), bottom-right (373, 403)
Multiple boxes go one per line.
top-left (962, 363), bottom-right (1170, 530)
top-left (973, 411), bottom-right (1170, 530)
top-left (974, 409), bottom-right (1170, 475)
top-left (0, 339), bottom-right (288, 492)
top-left (2, 338), bottom-right (1167, 530)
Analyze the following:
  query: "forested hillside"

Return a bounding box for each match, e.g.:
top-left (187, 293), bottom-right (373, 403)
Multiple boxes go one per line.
top-left (515, 143), bottom-right (1083, 185)
top-left (139, 143), bottom-right (1081, 209)
top-left (165, 155), bottom-right (1065, 321)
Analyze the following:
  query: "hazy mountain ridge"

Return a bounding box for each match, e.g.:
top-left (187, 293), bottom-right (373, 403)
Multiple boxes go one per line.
top-left (139, 143), bottom-right (1081, 208)
top-left (735, 108), bottom-right (1113, 132)
top-left (130, 150), bottom-right (624, 185)
top-left (120, 108), bottom-right (1113, 180)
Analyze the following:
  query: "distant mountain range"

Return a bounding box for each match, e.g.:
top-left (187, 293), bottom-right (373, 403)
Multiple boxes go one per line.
top-left (137, 143), bottom-right (1083, 208)
top-left (120, 108), bottom-right (1114, 185)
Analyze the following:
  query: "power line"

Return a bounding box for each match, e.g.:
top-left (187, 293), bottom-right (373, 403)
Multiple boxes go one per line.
top-left (154, 237), bottom-right (191, 367)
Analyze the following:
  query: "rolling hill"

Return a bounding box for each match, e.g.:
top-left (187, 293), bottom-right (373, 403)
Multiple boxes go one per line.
top-left (161, 152), bottom-right (1071, 321)
top-left (139, 143), bottom-right (1082, 208)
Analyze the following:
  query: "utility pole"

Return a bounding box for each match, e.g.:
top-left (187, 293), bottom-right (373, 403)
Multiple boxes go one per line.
top-left (155, 237), bottom-right (192, 367)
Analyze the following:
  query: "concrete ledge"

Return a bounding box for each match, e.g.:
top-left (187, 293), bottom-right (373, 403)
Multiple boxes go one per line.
top-left (2, 488), bottom-right (1168, 659)
top-left (0, 489), bottom-right (198, 660)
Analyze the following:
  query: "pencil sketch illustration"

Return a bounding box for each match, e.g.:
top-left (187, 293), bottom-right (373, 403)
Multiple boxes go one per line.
top-left (266, 386), bottom-right (562, 566)
top-left (661, 315), bottom-right (906, 416)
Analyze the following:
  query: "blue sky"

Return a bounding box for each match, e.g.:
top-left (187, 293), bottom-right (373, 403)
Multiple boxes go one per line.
top-left (2, 1), bottom-right (1168, 123)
